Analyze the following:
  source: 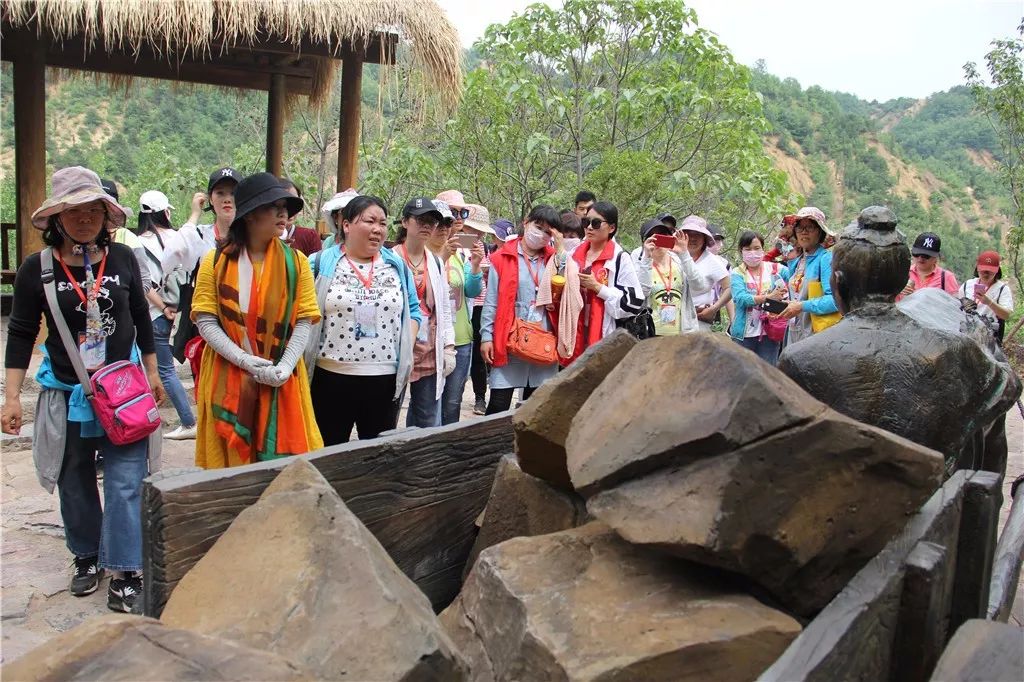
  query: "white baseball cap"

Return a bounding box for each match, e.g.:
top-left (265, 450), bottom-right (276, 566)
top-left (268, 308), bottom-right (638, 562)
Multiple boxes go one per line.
top-left (139, 190), bottom-right (173, 213)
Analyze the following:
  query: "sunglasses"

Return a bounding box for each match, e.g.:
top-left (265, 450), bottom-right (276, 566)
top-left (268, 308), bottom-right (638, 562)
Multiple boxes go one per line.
top-left (450, 207), bottom-right (470, 220)
top-left (582, 217), bottom-right (608, 229)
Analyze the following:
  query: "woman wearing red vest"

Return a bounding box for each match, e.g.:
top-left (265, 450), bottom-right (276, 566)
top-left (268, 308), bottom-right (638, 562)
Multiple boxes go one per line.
top-left (479, 206), bottom-right (563, 414)
top-left (570, 201), bottom-right (644, 359)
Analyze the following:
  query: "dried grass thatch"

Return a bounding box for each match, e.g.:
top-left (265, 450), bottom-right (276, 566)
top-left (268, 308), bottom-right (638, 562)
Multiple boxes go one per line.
top-left (1, 0), bottom-right (463, 108)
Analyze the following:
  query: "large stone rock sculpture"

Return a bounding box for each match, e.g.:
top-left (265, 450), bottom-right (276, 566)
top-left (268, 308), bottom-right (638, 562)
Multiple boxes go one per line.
top-left (565, 333), bottom-right (827, 495)
top-left (779, 206), bottom-right (1021, 477)
top-left (442, 523), bottom-right (801, 681)
top-left (513, 329), bottom-right (636, 489)
top-left (586, 409), bottom-right (944, 616)
top-left (1, 614), bottom-right (310, 681)
top-left (161, 459), bottom-right (466, 681)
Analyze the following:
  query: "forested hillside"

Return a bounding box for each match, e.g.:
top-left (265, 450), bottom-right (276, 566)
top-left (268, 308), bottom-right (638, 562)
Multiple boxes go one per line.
top-left (0, 45), bottom-right (1012, 280)
top-left (754, 66), bottom-right (1009, 278)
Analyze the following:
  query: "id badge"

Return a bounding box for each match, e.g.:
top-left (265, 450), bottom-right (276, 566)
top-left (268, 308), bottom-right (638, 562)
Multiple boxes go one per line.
top-left (417, 310), bottom-right (431, 343)
top-left (526, 301), bottom-right (544, 323)
top-left (659, 303), bottom-right (678, 325)
top-left (354, 302), bottom-right (379, 340)
top-left (78, 332), bottom-right (106, 371)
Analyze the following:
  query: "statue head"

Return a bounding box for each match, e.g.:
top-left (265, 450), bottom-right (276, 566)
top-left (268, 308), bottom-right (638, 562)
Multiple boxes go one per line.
top-left (831, 206), bottom-right (910, 314)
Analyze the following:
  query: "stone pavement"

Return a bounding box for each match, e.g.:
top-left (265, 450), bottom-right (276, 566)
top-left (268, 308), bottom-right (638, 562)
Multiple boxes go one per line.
top-left (1, 356), bottom-right (1022, 663)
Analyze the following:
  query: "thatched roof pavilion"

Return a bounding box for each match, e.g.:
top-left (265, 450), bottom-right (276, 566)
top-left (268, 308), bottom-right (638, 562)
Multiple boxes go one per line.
top-left (0, 0), bottom-right (462, 265)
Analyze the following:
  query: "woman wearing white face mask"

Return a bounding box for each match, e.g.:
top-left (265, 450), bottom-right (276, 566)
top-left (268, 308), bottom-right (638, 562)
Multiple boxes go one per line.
top-left (729, 230), bottom-right (787, 365)
top-left (480, 206), bottom-right (566, 414)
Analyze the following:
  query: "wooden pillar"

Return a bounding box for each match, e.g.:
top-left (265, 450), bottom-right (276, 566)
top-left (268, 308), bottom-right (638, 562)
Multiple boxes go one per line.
top-left (336, 49), bottom-right (363, 190)
top-left (266, 73), bottom-right (286, 176)
top-left (13, 34), bottom-right (47, 261)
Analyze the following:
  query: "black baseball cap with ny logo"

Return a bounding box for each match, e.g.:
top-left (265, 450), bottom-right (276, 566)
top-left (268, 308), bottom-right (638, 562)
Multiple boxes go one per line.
top-left (207, 167), bottom-right (243, 196)
top-left (911, 231), bottom-right (941, 258)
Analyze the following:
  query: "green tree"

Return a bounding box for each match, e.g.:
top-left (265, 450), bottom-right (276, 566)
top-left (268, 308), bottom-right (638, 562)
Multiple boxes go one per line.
top-left (966, 19), bottom-right (1024, 288)
top-left (438, 0), bottom-right (791, 232)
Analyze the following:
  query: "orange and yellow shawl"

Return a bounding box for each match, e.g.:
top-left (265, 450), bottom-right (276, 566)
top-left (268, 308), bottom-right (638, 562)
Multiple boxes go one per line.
top-left (209, 239), bottom-right (314, 463)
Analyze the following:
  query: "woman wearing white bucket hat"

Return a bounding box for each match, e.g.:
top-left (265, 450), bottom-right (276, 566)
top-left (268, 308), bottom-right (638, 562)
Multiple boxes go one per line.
top-left (677, 215), bottom-right (730, 331)
top-left (3, 166), bottom-right (165, 613)
top-left (320, 188), bottom-right (360, 250)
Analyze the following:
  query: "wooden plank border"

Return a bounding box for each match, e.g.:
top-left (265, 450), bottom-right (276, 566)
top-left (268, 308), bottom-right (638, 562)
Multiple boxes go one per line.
top-left (142, 414), bottom-right (514, 617)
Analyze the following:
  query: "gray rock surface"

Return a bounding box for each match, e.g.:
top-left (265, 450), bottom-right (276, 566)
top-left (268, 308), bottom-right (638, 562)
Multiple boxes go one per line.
top-left (442, 523), bottom-right (801, 681)
top-left (588, 411), bottom-right (944, 616)
top-left (464, 456), bottom-right (586, 579)
top-left (0, 614), bottom-right (310, 681)
top-left (161, 459), bottom-right (466, 681)
top-left (514, 329), bottom-right (636, 489)
top-left (566, 334), bottom-right (825, 495)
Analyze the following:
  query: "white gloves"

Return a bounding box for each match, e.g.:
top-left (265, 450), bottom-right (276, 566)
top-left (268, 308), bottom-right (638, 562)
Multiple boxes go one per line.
top-left (443, 346), bottom-right (457, 377)
top-left (253, 364), bottom-right (290, 387)
top-left (235, 351), bottom-right (273, 376)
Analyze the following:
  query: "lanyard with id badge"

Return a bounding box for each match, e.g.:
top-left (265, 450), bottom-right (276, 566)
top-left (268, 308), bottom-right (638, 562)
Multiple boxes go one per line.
top-left (652, 259), bottom-right (678, 327)
top-left (56, 249), bottom-right (108, 371)
top-left (523, 253), bottom-right (545, 323)
top-left (401, 245), bottom-right (432, 343)
top-left (345, 253), bottom-right (380, 340)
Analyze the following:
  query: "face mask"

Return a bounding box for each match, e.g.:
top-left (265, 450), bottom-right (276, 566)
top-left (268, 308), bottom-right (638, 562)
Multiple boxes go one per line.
top-left (524, 225), bottom-right (549, 250)
top-left (742, 250), bottom-right (765, 267)
top-left (563, 237), bottom-right (582, 252)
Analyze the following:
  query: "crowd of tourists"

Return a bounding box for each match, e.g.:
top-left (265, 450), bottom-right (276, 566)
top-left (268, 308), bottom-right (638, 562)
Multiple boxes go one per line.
top-left (1, 165), bottom-right (1014, 612)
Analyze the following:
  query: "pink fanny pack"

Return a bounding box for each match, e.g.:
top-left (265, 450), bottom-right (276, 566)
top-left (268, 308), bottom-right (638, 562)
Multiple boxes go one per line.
top-left (90, 361), bottom-right (162, 445)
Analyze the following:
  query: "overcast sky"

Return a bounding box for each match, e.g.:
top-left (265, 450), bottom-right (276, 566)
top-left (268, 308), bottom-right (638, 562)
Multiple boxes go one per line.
top-left (436, 0), bottom-right (1022, 102)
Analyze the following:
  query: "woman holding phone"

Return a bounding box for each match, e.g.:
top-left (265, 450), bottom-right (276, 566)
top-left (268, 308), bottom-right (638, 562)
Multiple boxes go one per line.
top-left (635, 217), bottom-right (703, 335)
top-left (428, 199), bottom-right (484, 424)
top-left (960, 250), bottom-right (1013, 342)
top-left (729, 230), bottom-right (786, 365)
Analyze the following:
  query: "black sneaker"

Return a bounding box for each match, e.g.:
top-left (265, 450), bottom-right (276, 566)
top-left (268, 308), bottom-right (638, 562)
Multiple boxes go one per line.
top-left (107, 572), bottom-right (142, 613)
top-left (473, 398), bottom-right (486, 415)
top-left (70, 555), bottom-right (104, 596)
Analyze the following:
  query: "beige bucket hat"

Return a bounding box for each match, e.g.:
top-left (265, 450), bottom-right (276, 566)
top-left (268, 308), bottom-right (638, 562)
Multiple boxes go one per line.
top-left (32, 166), bottom-right (128, 229)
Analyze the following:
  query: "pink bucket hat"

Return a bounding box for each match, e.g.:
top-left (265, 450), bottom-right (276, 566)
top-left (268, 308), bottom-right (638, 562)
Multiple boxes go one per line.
top-left (435, 189), bottom-right (466, 209)
top-left (677, 214), bottom-right (713, 242)
top-left (793, 206), bottom-right (833, 236)
top-left (32, 166), bottom-right (128, 229)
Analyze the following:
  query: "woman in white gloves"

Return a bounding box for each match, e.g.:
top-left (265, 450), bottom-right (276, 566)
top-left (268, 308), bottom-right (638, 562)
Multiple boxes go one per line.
top-left (190, 173), bottom-right (323, 468)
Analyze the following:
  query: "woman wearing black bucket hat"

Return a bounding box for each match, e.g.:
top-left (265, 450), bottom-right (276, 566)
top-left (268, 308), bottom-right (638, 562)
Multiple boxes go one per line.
top-left (190, 173), bottom-right (323, 468)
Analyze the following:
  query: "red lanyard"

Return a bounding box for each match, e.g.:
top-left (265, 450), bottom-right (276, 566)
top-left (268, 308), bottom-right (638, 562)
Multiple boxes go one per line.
top-left (400, 244), bottom-right (430, 310)
top-left (652, 258), bottom-right (674, 292)
top-left (55, 250), bottom-right (107, 305)
top-left (523, 253), bottom-right (541, 290)
top-left (344, 252), bottom-right (375, 289)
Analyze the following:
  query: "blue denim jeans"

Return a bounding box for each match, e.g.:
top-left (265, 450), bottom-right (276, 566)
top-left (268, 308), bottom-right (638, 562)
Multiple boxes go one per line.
top-left (405, 373), bottom-right (441, 428)
top-left (58, 417), bottom-right (149, 571)
top-left (441, 344), bottom-right (472, 425)
top-left (736, 335), bottom-right (781, 367)
top-left (152, 315), bottom-right (195, 427)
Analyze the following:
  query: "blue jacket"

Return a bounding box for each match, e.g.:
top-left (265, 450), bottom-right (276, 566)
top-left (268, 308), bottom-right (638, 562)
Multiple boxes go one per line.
top-left (729, 263), bottom-right (785, 339)
top-left (780, 247), bottom-right (838, 316)
top-left (305, 245), bottom-right (423, 400)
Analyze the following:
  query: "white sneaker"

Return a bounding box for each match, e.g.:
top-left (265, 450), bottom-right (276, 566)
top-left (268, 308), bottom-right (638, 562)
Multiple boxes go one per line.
top-left (165, 424), bottom-right (197, 440)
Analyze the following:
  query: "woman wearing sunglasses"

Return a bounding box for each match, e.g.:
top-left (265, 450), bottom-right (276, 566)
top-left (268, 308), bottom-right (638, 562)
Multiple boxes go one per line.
top-left (569, 201), bottom-right (644, 359)
top-left (394, 198), bottom-right (456, 427)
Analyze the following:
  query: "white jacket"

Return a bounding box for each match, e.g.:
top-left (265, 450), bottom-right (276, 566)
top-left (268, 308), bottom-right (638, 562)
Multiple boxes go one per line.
top-left (422, 249), bottom-right (456, 399)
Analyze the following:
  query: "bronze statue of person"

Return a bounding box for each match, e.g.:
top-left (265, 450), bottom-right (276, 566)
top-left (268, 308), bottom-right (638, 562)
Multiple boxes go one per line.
top-left (779, 206), bottom-right (1020, 478)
